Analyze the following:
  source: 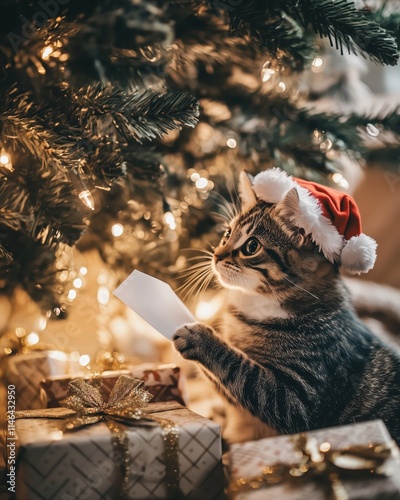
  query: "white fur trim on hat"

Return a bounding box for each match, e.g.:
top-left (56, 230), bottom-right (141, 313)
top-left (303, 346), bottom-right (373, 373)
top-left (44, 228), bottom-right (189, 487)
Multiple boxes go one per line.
top-left (253, 167), bottom-right (295, 203)
top-left (253, 168), bottom-right (343, 262)
top-left (292, 186), bottom-right (343, 262)
top-left (341, 234), bottom-right (377, 274)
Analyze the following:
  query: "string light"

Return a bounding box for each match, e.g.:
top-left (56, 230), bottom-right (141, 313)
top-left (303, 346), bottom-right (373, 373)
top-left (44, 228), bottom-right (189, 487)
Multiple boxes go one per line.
top-left (226, 138), bottom-right (237, 148)
top-left (79, 267), bottom-right (88, 276)
top-left (0, 148), bottom-right (13, 171)
top-left (38, 316), bottom-right (47, 331)
top-left (261, 61), bottom-right (276, 82)
top-left (73, 278), bottom-right (83, 289)
top-left (195, 177), bottom-right (209, 190)
top-left (67, 289), bottom-right (77, 301)
top-left (79, 354), bottom-right (90, 367)
top-left (164, 212), bottom-right (177, 230)
top-left (97, 286), bottom-right (110, 305)
top-left (311, 57), bottom-right (324, 72)
top-left (278, 82), bottom-right (286, 93)
top-left (111, 223), bottom-right (124, 237)
top-left (97, 272), bottom-right (108, 285)
top-left (41, 45), bottom-right (54, 60)
top-left (59, 270), bottom-right (69, 282)
top-left (25, 332), bottom-right (40, 346)
top-left (79, 189), bottom-right (95, 210)
top-left (15, 327), bottom-right (26, 339)
top-left (332, 173), bottom-right (350, 190)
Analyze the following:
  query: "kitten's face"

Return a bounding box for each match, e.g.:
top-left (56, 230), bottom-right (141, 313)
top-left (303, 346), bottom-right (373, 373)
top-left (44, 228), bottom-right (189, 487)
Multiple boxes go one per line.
top-left (212, 197), bottom-right (333, 300)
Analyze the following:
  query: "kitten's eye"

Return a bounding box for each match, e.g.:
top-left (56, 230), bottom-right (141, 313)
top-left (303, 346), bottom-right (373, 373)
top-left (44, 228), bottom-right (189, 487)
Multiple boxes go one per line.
top-left (241, 237), bottom-right (260, 256)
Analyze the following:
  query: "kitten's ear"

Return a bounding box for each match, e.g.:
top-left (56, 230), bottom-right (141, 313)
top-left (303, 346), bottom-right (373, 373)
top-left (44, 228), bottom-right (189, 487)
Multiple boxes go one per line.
top-left (239, 171), bottom-right (257, 211)
top-left (275, 187), bottom-right (300, 219)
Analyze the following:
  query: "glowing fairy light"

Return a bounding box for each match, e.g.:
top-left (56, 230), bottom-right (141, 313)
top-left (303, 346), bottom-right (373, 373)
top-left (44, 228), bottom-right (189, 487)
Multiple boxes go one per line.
top-left (195, 177), bottom-right (209, 190)
top-left (190, 172), bottom-right (200, 182)
top-left (41, 45), bottom-right (54, 60)
top-left (111, 223), bottom-right (124, 237)
top-left (79, 267), bottom-right (88, 276)
top-left (278, 82), bottom-right (286, 92)
top-left (164, 212), bottom-right (177, 230)
top-left (15, 327), bottom-right (26, 338)
top-left (311, 57), bottom-right (324, 72)
top-left (97, 286), bottom-right (110, 305)
top-left (59, 270), bottom-right (69, 282)
top-left (261, 61), bottom-right (276, 82)
top-left (26, 332), bottom-right (40, 345)
top-left (67, 289), bottom-right (77, 301)
top-left (97, 272), bottom-right (108, 285)
top-left (332, 173), bottom-right (350, 190)
top-left (79, 354), bottom-right (90, 367)
top-left (73, 278), bottom-right (83, 289)
top-left (37, 316), bottom-right (47, 331)
top-left (79, 189), bottom-right (95, 210)
top-left (0, 148), bottom-right (13, 171)
top-left (226, 138), bottom-right (237, 149)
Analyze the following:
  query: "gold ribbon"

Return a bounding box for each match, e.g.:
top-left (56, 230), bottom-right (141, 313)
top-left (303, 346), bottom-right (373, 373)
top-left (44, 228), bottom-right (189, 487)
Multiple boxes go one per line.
top-left (227, 432), bottom-right (395, 500)
top-left (17, 375), bottom-right (183, 500)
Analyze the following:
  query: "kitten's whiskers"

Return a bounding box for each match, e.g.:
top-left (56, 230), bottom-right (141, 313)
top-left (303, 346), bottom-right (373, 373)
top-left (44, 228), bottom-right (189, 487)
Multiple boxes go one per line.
top-left (177, 255), bottom-right (216, 302)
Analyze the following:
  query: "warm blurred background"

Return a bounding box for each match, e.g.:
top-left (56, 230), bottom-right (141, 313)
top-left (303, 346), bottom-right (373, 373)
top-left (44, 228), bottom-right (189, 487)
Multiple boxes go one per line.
top-left (0, 0), bottom-right (399, 385)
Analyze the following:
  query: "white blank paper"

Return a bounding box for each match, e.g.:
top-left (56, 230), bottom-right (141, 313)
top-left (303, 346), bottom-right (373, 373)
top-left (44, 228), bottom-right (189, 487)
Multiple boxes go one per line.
top-left (113, 270), bottom-right (196, 340)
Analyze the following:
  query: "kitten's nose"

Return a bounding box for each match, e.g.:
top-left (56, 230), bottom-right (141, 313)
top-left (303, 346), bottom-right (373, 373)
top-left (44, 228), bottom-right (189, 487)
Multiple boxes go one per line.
top-left (214, 251), bottom-right (229, 263)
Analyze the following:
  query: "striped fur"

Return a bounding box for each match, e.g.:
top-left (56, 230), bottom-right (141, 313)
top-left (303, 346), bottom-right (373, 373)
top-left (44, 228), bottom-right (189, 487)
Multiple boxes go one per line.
top-left (173, 198), bottom-right (400, 444)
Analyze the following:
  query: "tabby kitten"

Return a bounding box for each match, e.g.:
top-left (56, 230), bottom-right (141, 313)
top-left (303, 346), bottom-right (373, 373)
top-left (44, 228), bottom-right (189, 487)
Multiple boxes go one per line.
top-left (173, 170), bottom-right (400, 444)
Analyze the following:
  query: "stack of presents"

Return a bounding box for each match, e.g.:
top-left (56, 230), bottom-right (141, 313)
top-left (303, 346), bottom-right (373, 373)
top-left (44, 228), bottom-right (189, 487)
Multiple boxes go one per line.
top-left (1, 349), bottom-right (400, 499)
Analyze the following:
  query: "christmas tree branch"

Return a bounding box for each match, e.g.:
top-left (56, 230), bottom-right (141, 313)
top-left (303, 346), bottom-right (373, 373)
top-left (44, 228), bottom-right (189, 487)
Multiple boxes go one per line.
top-left (76, 87), bottom-right (199, 143)
top-left (296, 0), bottom-right (398, 65)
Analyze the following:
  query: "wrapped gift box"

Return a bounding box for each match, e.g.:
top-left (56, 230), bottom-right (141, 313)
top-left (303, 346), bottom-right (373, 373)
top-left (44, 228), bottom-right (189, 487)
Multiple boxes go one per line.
top-left (40, 363), bottom-right (186, 407)
top-left (228, 419), bottom-right (400, 499)
top-left (15, 402), bottom-right (225, 500)
top-left (3, 351), bottom-right (79, 411)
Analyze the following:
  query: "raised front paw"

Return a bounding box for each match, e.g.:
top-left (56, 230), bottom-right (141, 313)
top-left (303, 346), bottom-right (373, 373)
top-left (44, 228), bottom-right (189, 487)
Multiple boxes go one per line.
top-left (173, 322), bottom-right (216, 361)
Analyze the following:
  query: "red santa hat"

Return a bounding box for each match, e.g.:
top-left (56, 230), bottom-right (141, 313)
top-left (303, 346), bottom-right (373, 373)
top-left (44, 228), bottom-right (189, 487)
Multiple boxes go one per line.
top-left (248, 168), bottom-right (377, 274)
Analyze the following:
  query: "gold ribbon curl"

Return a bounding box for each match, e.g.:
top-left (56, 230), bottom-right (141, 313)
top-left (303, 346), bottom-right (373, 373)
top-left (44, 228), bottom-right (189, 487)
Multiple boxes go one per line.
top-left (227, 432), bottom-right (395, 500)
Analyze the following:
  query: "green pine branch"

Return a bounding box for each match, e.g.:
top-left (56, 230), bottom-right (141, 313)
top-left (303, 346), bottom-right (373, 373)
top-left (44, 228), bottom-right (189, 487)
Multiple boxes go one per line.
top-left (77, 87), bottom-right (199, 143)
top-left (206, 0), bottom-right (398, 66)
top-left (296, 0), bottom-right (399, 65)
top-left (1, 88), bottom-right (82, 172)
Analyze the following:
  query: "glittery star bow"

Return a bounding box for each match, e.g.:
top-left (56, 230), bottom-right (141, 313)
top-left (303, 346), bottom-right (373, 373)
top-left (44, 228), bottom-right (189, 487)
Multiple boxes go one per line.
top-left (228, 433), bottom-right (395, 500)
top-left (60, 374), bottom-right (153, 430)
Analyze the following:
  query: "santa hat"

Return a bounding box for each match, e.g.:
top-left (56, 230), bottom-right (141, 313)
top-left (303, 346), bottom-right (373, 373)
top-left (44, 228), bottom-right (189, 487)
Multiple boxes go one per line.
top-left (246, 168), bottom-right (377, 274)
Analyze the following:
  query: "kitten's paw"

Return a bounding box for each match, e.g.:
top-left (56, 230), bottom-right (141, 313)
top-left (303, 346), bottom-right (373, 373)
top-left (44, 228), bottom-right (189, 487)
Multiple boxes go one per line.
top-left (173, 322), bottom-right (215, 361)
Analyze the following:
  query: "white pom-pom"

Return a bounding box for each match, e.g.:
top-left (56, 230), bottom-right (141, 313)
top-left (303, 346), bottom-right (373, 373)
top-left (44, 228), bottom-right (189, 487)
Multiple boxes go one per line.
top-left (253, 167), bottom-right (295, 203)
top-left (341, 234), bottom-right (377, 274)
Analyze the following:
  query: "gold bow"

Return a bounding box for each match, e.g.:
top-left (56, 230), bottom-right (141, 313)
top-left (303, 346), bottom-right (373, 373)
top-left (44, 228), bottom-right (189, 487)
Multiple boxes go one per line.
top-left (227, 432), bottom-right (395, 500)
top-left (58, 375), bottom-right (182, 500)
top-left (60, 374), bottom-right (152, 429)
